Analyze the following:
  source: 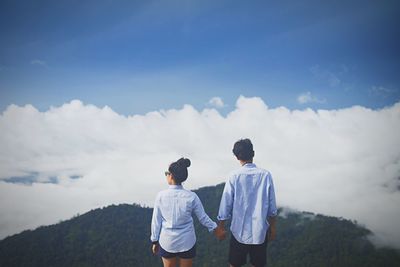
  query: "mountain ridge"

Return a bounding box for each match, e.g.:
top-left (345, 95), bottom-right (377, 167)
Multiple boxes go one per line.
top-left (1, 183), bottom-right (399, 267)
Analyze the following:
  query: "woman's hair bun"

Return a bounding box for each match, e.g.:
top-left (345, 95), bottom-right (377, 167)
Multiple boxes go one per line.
top-left (177, 158), bottom-right (191, 168)
top-left (169, 158), bottom-right (191, 184)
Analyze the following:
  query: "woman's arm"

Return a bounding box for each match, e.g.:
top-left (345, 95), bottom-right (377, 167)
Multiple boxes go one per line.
top-left (150, 195), bottom-right (162, 245)
top-left (192, 194), bottom-right (217, 232)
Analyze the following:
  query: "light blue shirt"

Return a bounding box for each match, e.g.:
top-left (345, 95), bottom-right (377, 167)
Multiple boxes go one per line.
top-left (218, 163), bottom-right (277, 245)
top-left (151, 185), bottom-right (217, 253)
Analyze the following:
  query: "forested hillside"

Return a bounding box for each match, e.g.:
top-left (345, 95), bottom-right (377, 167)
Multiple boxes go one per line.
top-left (1, 183), bottom-right (399, 267)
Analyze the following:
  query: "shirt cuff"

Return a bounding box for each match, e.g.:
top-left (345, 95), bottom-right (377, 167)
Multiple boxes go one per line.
top-left (268, 210), bottom-right (278, 217)
top-left (217, 215), bottom-right (231, 221)
top-left (208, 222), bottom-right (218, 232)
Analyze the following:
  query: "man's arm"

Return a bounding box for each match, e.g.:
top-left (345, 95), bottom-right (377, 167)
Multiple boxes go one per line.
top-left (216, 180), bottom-right (234, 241)
top-left (267, 216), bottom-right (277, 241)
top-left (217, 179), bottom-right (234, 221)
top-left (267, 172), bottom-right (277, 241)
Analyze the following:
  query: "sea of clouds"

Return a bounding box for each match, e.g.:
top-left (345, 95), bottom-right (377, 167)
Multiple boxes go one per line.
top-left (0, 96), bottom-right (399, 248)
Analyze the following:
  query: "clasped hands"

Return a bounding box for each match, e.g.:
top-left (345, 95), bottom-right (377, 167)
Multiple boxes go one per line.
top-left (214, 225), bottom-right (226, 241)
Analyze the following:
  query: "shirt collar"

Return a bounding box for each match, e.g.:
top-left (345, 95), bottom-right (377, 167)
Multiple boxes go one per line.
top-left (243, 163), bottom-right (256, 168)
top-left (169, 184), bottom-right (183, 189)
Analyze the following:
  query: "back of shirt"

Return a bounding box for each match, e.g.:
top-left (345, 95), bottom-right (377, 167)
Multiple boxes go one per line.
top-left (158, 189), bottom-right (195, 230)
top-left (151, 185), bottom-right (217, 253)
top-left (218, 163), bottom-right (277, 244)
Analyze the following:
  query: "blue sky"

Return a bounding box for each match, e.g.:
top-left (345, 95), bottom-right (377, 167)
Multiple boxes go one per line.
top-left (1, 0), bottom-right (399, 115)
top-left (1, 0), bottom-right (400, 247)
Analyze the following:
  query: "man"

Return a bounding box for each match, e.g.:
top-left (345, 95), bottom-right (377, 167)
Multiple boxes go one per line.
top-left (216, 138), bottom-right (277, 267)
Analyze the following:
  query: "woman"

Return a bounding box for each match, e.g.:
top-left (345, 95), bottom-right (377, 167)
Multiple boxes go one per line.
top-left (150, 158), bottom-right (219, 267)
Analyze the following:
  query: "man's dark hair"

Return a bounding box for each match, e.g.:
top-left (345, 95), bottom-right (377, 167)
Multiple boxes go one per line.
top-left (232, 138), bottom-right (254, 161)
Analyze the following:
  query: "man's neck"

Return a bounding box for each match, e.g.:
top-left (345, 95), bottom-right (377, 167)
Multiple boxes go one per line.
top-left (240, 160), bottom-right (253, 166)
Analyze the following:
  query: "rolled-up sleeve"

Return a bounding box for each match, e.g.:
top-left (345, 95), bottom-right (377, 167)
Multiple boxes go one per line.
top-left (217, 178), bottom-right (234, 221)
top-left (150, 195), bottom-right (163, 242)
top-left (267, 174), bottom-right (278, 217)
top-left (193, 194), bottom-right (217, 232)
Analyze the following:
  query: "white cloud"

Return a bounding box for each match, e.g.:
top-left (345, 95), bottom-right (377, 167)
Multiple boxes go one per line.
top-left (310, 65), bottom-right (341, 87)
top-left (207, 96), bottom-right (225, 108)
top-left (297, 91), bottom-right (326, 104)
top-left (370, 86), bottom-right (397, 98)
top-left (1, 96), bottom-right (400, 248)
top-left (30, 60), bottom-right (47, 67)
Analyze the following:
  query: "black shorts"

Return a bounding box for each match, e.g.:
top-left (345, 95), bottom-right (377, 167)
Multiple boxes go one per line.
top-left (229, 235), bottom-right (268, 267)
top-left (159, 244), bottom-right (196, 259)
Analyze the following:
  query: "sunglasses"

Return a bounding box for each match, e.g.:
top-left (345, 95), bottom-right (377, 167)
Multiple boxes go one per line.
top-left (164, 171), bottom-right (171, 176)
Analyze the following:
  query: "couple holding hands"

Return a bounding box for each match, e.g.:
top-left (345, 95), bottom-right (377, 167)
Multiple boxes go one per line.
top-left (151, 139), bottom-right (277, 267)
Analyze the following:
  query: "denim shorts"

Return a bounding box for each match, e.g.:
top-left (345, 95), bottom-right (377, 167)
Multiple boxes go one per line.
top-left (159, 244), bottom-right (196, 259)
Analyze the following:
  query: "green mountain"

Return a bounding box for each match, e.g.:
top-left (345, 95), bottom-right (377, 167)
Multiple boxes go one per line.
top-left (1, 183), bottom-right (399, 267)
